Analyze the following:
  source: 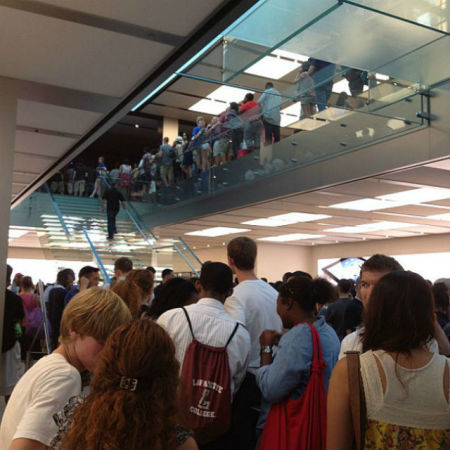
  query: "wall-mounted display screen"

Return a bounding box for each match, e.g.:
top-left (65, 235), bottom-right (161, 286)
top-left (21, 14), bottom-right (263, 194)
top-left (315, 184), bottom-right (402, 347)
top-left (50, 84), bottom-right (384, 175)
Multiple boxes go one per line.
top-left (321, 257), bottom-right (365, 282)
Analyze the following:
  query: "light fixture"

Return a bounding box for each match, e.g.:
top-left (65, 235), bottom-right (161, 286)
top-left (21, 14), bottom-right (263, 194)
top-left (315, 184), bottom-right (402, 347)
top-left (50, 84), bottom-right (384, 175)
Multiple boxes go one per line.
top-left (328, 198), bottom-right (398, 211)
top-left (325, 221), bottom-right (416, 233)
top-left (207, 85), bottom-right (253, 103)
top-left (185, 227), bottom-right (251, 237)
top-left (427, 212), bottom-right (450, 221)
top-left (188, 98), bottom-right (227, 115)
top-left (378, 187), bottom-right (450, 205)
top-left (242, 212), bottom-right (331, 227)
top-left (134, 124), bottom-right (140, 128)
top-left (245, 55), bottom-right (301, 80)
top-left (258, 233), bottom-right (324, 242)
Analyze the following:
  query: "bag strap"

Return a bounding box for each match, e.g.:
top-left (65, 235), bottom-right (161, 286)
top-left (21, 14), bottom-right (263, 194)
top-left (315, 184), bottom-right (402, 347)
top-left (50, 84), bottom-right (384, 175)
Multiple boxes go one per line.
top-left (225, 323), bottom-right (240, 348)
top-left (346, 352), bottom-right (367, 450)
top-left (181, 307), bottom-right (195, 340)
top-left (305, 322), bottom-right (324, 366)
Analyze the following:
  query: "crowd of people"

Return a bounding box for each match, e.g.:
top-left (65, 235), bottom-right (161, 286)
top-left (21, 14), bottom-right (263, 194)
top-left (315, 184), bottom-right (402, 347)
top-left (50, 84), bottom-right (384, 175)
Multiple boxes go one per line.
top-left (1, 238), bottom-right (449, 449)
top-left (47, 62), bottom-right (370, 203)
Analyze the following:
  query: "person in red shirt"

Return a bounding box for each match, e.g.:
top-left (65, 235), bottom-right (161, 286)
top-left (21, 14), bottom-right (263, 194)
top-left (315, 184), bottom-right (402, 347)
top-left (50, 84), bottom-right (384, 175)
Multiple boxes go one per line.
top-left (239, 93), bottom-right (262, 152)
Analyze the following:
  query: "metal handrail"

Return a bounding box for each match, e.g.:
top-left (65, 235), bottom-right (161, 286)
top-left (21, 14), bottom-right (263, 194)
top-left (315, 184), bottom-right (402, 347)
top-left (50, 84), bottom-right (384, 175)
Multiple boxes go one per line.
top-left (45, 183), bottom-right (71, 239)
top-left (82, 229), bottom-right (111, 284)
top-left (178, 235), bottom-right (202, 266)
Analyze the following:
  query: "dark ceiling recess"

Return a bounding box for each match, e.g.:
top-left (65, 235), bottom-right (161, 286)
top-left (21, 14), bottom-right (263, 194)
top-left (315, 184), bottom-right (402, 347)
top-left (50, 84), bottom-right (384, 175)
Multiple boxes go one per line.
top-left (11, 0), bottom-right (256, 208)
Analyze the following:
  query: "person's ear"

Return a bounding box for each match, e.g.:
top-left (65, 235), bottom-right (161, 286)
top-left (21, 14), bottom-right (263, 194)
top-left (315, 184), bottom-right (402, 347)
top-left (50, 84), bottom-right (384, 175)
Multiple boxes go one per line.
top-left (194, 279), bottom-right (202, 292)
top-left (286, 297), bottom-right (294, 310)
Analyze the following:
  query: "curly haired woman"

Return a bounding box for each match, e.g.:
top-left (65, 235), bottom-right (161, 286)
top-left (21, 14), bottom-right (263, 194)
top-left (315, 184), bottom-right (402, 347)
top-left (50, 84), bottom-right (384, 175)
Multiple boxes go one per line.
top-left (54, 319), bottom-right (197, 450)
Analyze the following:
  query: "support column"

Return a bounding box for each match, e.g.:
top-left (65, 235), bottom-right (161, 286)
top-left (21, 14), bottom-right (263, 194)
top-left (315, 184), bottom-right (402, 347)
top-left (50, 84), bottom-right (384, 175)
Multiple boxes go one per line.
top-left (0, 78), bottom-right (18, 352)
top-left (162, 117), bottom-right (179, 143)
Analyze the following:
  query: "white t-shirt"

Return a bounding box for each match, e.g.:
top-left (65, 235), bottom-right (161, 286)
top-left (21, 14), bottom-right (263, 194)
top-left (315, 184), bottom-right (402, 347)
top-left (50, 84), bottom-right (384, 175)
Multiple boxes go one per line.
top-left (0, 353), bottom-right (81, 448)
top-left (339, 328), bottom-right (440, 360)
top-left (225, 280), bottom-right (282, 374)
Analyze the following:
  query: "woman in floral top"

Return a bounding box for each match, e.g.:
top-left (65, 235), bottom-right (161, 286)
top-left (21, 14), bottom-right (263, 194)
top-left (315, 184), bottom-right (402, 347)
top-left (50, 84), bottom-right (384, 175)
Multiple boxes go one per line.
top-left (327, 271), bottom-right (450, 449)
top-left (52, 319), bottom-right (197, 450)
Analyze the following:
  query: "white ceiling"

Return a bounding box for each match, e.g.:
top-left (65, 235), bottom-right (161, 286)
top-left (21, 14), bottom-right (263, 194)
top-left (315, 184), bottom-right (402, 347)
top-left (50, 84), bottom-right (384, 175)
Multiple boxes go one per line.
top-left (153, 158), bottom-right (450, 250)
top-left (3, 0), bottom-right (230, 204)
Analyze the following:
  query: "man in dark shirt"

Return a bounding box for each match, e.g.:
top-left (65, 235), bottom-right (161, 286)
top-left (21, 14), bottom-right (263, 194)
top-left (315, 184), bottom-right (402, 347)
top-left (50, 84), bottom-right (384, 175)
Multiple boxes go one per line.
top-left (47, 268), bottom-right (75, 350)
top-left (2, 266), bottom-right (25, 403)
top-left (101, 182), bottom-right (126, 240)
top-left (325, 278), bottom-right (353, 340)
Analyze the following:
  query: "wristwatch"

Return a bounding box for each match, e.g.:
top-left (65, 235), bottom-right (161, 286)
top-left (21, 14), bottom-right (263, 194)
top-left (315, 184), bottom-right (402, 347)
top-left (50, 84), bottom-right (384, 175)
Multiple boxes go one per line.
top-left (260, 345), bottom-right (273, 355)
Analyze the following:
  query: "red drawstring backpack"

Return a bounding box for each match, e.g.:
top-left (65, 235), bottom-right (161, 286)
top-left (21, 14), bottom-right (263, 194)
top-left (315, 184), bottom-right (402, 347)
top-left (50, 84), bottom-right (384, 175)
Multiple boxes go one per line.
top-left (180, 307), bottom-right (239, 445)
top-left (259, 323), bottom-right (327, 450)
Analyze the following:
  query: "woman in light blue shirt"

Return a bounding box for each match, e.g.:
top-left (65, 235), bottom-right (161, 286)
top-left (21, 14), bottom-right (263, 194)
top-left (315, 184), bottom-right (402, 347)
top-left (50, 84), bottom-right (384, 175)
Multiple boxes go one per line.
top-left (256, 276), bottom-right (340, 442)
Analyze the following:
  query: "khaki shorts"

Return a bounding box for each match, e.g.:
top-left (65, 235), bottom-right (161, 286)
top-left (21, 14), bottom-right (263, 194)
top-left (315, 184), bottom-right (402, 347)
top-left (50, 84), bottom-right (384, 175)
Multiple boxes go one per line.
top-left (213, 139), bottom-right (230, 157)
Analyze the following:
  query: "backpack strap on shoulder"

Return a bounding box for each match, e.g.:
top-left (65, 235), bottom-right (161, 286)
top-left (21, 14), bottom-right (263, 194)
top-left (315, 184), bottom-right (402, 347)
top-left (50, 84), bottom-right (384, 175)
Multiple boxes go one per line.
top-left (181, 307), bottom-right (195, 340)
top-left (225, 323), bottom-right (240, 348)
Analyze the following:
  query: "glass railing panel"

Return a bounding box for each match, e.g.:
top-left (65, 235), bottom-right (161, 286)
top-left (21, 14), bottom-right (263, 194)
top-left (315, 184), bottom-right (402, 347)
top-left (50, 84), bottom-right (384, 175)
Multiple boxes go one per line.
top-left (221, 2), bottom-right (442, 88)
top-left (373, 35), bottom-right (450, 88)
top-left (140, 93), bottom-right (424, 214)
top-left (225, 0), bottom-right (338, 52)
top-left (351, 0), bottom-right (449, 34)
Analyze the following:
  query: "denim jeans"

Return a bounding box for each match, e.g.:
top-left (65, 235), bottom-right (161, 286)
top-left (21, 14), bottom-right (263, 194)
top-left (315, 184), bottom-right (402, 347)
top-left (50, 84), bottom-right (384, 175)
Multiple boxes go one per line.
top-left (313, 63), bottom-right (336, 111)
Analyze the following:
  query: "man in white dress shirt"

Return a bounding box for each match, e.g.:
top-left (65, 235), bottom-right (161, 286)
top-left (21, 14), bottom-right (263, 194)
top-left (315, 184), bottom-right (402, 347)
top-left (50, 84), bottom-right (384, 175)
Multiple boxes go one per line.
top-left (224, 237), bottom-right (282, 449)
top-left (157, 262), bottom-right (250, 397)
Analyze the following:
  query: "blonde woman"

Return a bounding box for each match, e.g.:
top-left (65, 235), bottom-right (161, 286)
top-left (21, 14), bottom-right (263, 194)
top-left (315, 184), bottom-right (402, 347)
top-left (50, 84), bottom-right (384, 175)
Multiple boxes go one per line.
top-left (0, 288), bottom-right (131, 450)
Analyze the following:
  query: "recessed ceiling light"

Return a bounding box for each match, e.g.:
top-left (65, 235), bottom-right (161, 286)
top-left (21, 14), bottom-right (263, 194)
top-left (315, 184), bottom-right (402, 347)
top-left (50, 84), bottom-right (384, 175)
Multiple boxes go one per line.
top-left (245, 55), bottom-right (301, 80)
top-left (328, 198), bottom-right (398, 211)
top-left (207, 85), bottom-right (253, 103)
top-left (258, 233), bottom-right (324, 242)
top-left (188, 98), bottom-right (227, 115)
top-left (185, 227), bottom-right (250, 237)
top-left (325, 221), bottom-right (416, 233)
top-left (242, 212), bottom-right (331, 227)
top-left (427, 213), bottom-right (450, 221)
top-left (134, 124), bottom-right (140, 128)
top-left (377, 187), bottom-right (450, 205)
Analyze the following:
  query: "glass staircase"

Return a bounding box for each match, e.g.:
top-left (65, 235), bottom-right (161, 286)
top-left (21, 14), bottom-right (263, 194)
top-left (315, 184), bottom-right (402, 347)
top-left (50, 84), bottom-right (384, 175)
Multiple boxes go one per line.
top-left (12, 186), bottom-right (202, 282)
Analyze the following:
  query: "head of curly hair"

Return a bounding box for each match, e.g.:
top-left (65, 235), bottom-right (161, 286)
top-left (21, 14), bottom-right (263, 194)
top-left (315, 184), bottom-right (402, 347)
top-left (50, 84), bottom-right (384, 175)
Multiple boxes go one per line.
top-left (111, 269), bottom-right (154, 318)
top-left (61, 319), bottom-right (181, 450)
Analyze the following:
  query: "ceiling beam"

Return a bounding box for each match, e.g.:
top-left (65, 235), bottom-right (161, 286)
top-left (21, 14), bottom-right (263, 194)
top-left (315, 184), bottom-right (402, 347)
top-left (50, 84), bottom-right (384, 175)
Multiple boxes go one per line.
top-left (15, 78), bottom-right (119, 113)
top-left (0, 0), bottom-right (184, 46)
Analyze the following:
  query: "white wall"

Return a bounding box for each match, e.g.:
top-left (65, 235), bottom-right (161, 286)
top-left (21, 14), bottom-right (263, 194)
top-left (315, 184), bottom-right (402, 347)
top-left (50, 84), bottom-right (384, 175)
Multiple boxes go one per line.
top-left (193, 233), bottom-right (449, 282)
top-left (194, 242), bottom-right (313, 282)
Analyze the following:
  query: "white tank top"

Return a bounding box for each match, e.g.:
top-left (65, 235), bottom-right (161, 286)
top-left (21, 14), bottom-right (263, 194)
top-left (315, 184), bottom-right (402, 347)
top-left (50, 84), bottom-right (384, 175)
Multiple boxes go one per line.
top-left (360, 349), bottom-right (450, 430)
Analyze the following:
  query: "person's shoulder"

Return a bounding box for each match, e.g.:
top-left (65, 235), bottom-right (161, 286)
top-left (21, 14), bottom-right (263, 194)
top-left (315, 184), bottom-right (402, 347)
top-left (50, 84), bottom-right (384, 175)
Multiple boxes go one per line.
top-left (32, 353), bottom-right (79, 380)
top-left (5, 289), bottom-right (22, 304)
top-left (341, 329), bottom-right (362, 351)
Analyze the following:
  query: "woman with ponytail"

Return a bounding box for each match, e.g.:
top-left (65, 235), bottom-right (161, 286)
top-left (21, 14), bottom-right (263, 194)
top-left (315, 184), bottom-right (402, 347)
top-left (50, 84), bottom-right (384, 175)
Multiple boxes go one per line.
top-left (53, 319), bottom-right (197, 450)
